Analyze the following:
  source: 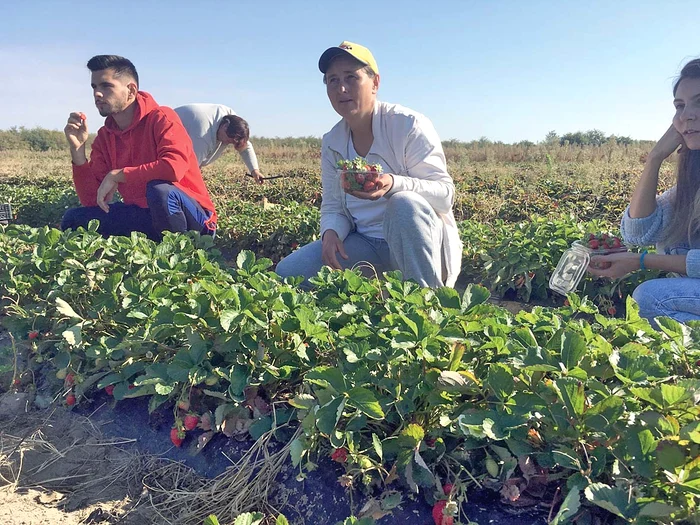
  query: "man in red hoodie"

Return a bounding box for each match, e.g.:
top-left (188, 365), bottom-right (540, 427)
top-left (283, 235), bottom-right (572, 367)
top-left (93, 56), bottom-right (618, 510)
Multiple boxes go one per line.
top-left (62, 55), bottom-right (217, 240)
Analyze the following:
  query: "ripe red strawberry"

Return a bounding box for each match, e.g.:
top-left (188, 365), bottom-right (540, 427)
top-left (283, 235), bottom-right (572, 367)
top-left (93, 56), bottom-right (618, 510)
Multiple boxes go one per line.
top-left (28, 331), bottom-right (39, 340)
top-left (66, 393), bottom-right (76, 406)
top-left (105, 384), bottom-right (115, 396)
top-left (607, 306), bottom-right (617, 316)
top-left (170, 427), bottom-right (185, 447)
top-left (363, 181), bottom-right (375, 192)
top-left (78, 112), bottom-right (86, 121)
top-left (432, 500), bottom-right (453, 525)
top-left (354, 172), bottom-right (366, 184)
top-left (695, 359), bottom-right (700, 367)
top-left (612, 238), bottom-right (622, 248)
top-left (589, 239), bottom-right (599, 249)
top-left (13, 378), bottom-right (21, 387)
top-left (184, 414), bottom-right (199, 431)
top-left (331, 447), bottom-right (348, 463)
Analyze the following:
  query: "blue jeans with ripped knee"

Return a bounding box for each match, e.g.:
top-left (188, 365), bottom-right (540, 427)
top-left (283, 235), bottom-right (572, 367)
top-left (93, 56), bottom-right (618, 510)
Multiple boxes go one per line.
top-left (632, 277), bottom-right (700, 325)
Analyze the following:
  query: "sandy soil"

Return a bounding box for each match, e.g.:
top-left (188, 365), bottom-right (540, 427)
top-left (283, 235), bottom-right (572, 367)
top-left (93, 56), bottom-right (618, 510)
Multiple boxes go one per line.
top-left (0, 402), bottom-right (154, 525)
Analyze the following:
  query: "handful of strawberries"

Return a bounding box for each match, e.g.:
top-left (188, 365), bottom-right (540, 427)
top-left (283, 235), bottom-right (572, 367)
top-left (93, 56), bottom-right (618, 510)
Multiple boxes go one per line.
top-left (579, 232), bottom-right (627, 253)
top-left (336, 157), bottom-right (383, 192)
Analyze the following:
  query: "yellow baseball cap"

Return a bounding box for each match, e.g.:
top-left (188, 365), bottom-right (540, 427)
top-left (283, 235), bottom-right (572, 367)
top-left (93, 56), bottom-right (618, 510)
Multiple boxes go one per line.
top-left (318, 41), bottom-right (379, 75)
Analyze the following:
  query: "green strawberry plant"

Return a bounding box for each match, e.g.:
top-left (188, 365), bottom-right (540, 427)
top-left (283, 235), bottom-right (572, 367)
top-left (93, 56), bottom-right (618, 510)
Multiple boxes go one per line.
top-left (1, 219), bottom-right (699, 524)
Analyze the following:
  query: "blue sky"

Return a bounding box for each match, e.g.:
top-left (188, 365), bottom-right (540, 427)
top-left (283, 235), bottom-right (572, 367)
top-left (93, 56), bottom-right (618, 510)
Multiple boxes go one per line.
top-left (1, 0), bottom-right (698, 143)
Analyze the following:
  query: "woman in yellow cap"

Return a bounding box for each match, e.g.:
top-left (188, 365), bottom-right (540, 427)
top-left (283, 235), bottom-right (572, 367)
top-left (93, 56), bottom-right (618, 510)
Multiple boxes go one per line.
top-left (276, 41), bottom-right (462, 289)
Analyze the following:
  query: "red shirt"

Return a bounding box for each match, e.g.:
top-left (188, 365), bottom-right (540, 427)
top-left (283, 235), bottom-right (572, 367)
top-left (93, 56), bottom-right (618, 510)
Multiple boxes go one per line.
top-left (72, 91), bottom-right (217, 226)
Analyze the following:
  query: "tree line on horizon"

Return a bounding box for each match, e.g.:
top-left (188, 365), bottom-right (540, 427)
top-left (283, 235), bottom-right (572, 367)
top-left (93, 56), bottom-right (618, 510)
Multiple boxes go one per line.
top-left (0, 126), bottom-right (649, 153)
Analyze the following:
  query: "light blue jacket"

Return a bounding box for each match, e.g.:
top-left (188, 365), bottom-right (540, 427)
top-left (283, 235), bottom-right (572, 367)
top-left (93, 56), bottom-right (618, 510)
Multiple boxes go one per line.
top-left (620, 186), bottom-right (700, 277)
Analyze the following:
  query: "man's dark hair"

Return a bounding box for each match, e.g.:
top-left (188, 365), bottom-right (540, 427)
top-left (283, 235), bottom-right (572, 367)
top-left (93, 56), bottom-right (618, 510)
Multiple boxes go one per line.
top-left (86, 55), bottom-right (139, 87)
top-left (221, 115), bottom-right (250, 142)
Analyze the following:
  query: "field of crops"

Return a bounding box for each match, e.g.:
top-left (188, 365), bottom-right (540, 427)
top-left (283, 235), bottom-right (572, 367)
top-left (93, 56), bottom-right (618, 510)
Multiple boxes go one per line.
top-left (1, 139), bottom-right (699, 525)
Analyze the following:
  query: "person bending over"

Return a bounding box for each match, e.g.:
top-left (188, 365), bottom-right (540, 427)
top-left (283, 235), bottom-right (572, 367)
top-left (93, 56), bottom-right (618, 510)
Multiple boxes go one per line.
top-left (175, 104), bottom-right (265, 184)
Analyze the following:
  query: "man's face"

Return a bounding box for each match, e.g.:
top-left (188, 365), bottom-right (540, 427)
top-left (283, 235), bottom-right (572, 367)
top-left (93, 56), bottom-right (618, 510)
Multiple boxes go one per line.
top-left (91, 68), bottom-right (136, 117)
top-left (216, 123), bottom-right (248, 150)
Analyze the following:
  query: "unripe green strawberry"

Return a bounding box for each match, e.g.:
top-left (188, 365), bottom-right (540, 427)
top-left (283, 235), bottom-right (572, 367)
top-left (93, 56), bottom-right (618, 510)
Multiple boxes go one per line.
top-left (485, 457), bottom-right (499, 477)
top-left (358, 456), bottom-right (372, 469)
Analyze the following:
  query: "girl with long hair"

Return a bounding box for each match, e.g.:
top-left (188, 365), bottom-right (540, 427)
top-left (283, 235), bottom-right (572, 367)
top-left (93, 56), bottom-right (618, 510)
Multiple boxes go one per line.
top-left (588, 58), bottom-right (700, 324)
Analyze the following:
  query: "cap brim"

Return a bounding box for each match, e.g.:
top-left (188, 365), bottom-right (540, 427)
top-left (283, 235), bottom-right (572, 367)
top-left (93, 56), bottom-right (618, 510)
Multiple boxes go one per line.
top-left (318, 47), bottom-right (368, 73)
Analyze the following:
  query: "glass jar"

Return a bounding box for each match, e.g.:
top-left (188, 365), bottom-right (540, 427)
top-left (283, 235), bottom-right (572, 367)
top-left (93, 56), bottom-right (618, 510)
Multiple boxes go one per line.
top-left (550, 239), bottom-right (629, 296)
top-left (549, 242), bottom-right (592, 295)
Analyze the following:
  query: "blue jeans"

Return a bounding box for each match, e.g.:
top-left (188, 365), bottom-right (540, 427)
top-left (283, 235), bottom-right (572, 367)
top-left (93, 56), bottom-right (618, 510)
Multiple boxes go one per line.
top-left (276, 192), bottom-right (444, 288)
top-left (633, 277), bottom-right (700, 325)
top-left (61, 180), bottom-right (214, 241)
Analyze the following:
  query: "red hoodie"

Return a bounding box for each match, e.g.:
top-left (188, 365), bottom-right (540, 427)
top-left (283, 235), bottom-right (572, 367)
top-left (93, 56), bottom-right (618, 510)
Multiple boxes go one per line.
top-left (72, 91), bottom-right (217, 226)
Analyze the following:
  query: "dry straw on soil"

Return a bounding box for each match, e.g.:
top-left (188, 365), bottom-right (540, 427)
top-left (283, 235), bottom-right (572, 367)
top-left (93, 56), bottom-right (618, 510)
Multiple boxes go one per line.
top-left (0, 404), bottom-right (300, 525)
top-left (143, 426), bottom-right (301, 524)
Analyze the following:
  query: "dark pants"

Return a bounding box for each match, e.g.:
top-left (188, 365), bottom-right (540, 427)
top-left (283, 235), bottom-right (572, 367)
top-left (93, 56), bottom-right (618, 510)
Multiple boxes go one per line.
top-left (61, 180), bottom-right (214, 241)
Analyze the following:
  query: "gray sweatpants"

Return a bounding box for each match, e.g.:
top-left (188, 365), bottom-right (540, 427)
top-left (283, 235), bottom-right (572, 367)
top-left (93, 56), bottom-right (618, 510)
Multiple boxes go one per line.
top-left (275, 192), bottom-right (444, 288)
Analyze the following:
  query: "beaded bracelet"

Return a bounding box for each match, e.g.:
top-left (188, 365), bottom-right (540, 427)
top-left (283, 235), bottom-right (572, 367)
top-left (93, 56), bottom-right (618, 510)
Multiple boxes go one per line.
top-left (639, 250), bottom-right (649, 271)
